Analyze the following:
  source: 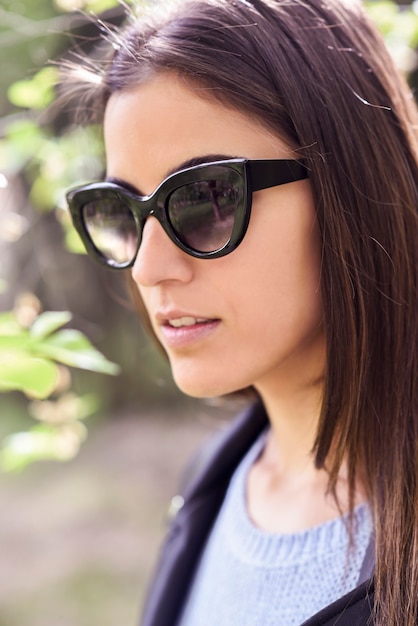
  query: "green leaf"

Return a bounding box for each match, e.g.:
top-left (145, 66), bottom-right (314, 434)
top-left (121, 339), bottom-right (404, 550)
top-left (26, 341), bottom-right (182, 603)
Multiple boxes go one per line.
top-left (0, 352), bottom-right (59, 398)
top-left (84, 0), bottom-right (122, 11)
top-left (0, 422), bottom-right (87, 472)
top-left (29, 392), bottom-right (100, 425)
top-left (0, 334), bottom-right (32, 350)
top-left (56, 205), bottom-right (88, 254)
top-left (7, 68), bottom-right (58, 111)
top-left (37, 330), bottom-right (120, 375)
top-left (74, 393), bottom-right (100, 420)
top-left (396, 12), bottom-right (418, 49)
top-left (8, 80), bottom-right (47, 110)
top-left (4, 119), bottom-right (45, 165)
top-left (29, 392), bottom-right (99, 423)
top-left (0, 312), bottom-right (22, 336)
top-left (30, 175), bottom-right (57, 211)
top-left (366, 1), bottom-right (398, 36)
top-left (30, 311), bottom-right (72, 340)
top-left (64, 223), bottom-right (87, 254)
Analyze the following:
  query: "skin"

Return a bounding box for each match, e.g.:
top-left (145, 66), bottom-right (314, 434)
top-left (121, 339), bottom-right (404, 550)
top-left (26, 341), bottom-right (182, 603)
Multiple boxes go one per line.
top-left (104, 74), bottom-right (359, 532)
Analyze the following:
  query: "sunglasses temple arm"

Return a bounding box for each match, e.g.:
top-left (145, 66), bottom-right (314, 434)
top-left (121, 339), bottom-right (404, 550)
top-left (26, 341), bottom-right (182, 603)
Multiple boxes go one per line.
top-left (249, 160), bottom-right (308, 191)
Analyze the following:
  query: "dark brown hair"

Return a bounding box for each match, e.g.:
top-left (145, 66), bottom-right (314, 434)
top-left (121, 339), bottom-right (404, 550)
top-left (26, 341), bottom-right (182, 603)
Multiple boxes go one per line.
top-left (63, 1), bottom-right (418, 623)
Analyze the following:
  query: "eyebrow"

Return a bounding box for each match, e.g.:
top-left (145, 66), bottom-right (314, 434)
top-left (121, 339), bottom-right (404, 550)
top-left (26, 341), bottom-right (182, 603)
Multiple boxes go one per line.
top-left (105, 153), bottom-right (241, 195)
top-left (166, 154), bottom-right (240, 176)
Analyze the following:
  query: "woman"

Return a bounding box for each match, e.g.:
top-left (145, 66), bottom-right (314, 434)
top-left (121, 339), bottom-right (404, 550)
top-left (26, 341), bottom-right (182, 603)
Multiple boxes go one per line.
top-left (64, 0), bottom-right (418, 624)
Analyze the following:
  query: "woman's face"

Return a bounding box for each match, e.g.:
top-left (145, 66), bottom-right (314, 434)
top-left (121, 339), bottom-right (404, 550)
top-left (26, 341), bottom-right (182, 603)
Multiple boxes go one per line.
top-left (104, 74), bottom-right (325, 398)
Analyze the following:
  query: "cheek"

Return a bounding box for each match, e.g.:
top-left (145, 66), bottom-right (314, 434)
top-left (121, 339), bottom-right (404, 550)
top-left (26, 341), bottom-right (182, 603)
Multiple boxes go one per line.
top-left (236, 185), bottom-right (322, 309)
top-left (227, 191), bottom-right (324, 351)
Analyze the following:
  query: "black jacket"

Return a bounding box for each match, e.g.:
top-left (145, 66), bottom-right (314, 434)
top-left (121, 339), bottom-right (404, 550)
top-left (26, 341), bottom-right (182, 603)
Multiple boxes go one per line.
top-left (140, 403), bottom-right (375, 626)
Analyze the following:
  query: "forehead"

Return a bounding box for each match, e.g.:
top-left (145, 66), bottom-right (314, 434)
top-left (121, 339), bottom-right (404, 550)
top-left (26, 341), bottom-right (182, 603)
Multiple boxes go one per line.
top-left (103, 73), bottom-right (294, 193)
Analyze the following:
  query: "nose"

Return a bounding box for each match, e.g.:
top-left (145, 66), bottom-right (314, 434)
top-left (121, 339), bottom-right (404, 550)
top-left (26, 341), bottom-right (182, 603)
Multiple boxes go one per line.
top-left (132, 216), bottom-right (194, 287)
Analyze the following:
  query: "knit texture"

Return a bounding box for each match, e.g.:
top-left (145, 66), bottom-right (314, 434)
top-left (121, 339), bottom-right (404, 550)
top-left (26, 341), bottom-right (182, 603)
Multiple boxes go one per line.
top-left (178, 432), bottom-right (373, 626)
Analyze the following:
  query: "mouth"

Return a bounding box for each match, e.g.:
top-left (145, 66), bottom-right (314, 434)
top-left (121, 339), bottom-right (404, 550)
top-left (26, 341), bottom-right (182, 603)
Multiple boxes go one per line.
top-left (166, 316), bottom-right (214, 328)
top-left (158, 314), bottom-right (221, 348)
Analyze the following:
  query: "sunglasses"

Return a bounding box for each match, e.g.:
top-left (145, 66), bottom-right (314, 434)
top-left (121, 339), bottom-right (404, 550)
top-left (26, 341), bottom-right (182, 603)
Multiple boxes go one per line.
top-left (66, 158), bottom-right (308, 269)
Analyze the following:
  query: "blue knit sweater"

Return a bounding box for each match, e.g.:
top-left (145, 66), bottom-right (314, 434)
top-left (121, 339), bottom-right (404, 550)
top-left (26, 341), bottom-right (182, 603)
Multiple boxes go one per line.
top-left (178, 432), bottom-right (373, 626)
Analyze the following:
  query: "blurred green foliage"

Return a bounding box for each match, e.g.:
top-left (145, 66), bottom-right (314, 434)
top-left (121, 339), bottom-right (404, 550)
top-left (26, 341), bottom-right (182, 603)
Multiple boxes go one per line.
top-left (1, 0), bottom-right (417, 470)
top-left (0, 0), bottom-right (126, 470)
top-left (0, 297), bottom-right (119, 470)
top-left (366, 1), bottom-right (418, 73)
top-left (0, 309), bottom-right (118, 397)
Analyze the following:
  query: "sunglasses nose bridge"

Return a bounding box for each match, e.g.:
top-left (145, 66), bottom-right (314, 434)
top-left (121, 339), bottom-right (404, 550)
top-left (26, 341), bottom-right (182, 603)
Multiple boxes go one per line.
top-left (133, 195), bottom-right (157, 227)
top-left (134, 197), bottom-right (168, 248)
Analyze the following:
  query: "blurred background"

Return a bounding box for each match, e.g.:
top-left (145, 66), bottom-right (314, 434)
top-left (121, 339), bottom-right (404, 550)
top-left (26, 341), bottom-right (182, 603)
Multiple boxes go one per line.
top-left (1, 0), bottom-right (418, 624)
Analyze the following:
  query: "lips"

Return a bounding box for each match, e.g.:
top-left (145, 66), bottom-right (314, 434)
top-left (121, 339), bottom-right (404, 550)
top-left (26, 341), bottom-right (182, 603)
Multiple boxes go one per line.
top-left (167, 316), bottom-right (211, 328)
top-left (157, 312), bottom-right (221, 348)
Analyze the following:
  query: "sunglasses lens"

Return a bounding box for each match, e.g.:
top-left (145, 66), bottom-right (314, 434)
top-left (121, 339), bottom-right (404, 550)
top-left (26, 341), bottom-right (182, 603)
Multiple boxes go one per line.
top-left (167, 179), bottom-right (238, 252)
top-left (83, 198), bottom-right (138, 265)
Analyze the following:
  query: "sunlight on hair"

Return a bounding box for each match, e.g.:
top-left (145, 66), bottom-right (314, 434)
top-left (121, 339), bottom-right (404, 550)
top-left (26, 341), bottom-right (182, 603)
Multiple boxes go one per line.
top-left (349, 87), bottom-right (391, 111)
top-left (235, 0), bottom-right (255, 7)
top-left (338, 0), bottom-right (362, 9)
top-left (69, 66), bottom-right (103, 86)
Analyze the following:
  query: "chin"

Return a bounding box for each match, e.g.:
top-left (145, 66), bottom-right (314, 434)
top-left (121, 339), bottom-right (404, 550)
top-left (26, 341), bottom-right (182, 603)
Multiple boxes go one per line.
top-left (172, 370), bottom-right (245, 399)
top-left (174, 380), bottom-right (230, 399)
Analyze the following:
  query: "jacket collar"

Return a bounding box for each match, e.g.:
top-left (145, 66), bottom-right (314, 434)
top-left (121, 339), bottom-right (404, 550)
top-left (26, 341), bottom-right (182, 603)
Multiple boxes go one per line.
top-left (140, 402), bottom-right (374, 626)
top-left (140, 402), bottom-right (267, 626)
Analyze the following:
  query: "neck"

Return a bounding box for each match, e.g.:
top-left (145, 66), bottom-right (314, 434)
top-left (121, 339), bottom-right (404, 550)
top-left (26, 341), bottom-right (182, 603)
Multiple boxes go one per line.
top-left (250, 367), bottom-right (366, 533)
top-left (256, 375), bottom-right (323, 475)
top-left (253, 328), bottom-right (326, 475)
top-left (248, 377), bottom-right (351, 534)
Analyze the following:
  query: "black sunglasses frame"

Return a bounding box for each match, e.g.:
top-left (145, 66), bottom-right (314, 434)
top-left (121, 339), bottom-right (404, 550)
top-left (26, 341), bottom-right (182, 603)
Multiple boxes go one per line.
top-left (66, 158), bottom-right (308, 269)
